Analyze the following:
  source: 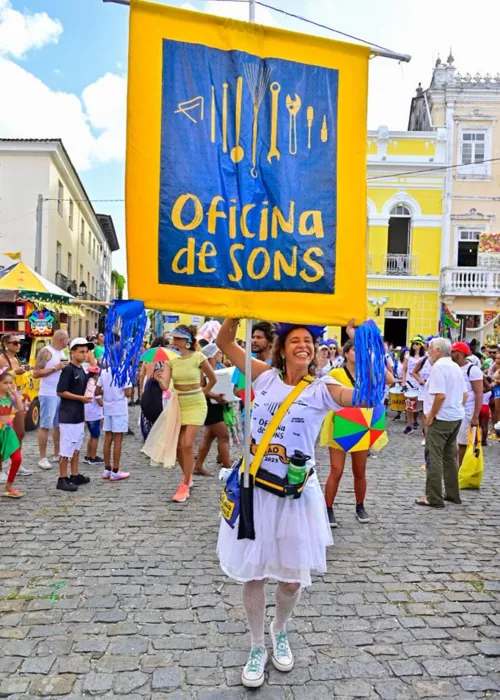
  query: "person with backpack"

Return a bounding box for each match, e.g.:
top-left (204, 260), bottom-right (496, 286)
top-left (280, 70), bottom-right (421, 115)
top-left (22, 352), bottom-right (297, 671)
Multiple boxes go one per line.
top-left (139, 336), bottom-right (167, 442)
top-left (451, 342), bottom-right (484, 467)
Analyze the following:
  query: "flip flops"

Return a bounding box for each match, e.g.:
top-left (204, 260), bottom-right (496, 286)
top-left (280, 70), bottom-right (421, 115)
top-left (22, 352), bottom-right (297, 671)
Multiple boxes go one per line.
top-left (415, 497), bottom-right (444, 508)
top-left (3, 489), bottom-right (23, 498)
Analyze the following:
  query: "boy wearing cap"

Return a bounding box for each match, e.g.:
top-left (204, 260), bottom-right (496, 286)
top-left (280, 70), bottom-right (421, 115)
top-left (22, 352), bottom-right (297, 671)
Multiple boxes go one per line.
top-left (56, 338), bottom-right (93, 492)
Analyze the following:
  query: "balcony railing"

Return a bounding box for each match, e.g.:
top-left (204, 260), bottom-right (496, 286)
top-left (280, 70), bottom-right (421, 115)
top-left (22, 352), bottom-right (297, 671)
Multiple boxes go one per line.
top-left (367, 254), bottom-right (418, 276)
top-left (55, 272), bottom-right (77, 296)
top-left (441, 267), bottom-right (500, 296)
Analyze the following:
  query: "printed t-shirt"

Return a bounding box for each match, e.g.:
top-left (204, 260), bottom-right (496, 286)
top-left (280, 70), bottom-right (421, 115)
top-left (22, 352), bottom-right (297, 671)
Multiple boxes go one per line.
top-left (251, 368), bottom-right (341, 478)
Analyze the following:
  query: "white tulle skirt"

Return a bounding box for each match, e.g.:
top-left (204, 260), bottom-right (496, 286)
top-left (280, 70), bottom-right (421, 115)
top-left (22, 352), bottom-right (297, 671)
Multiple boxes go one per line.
top-left (217, 473), bottom-right (333, 588)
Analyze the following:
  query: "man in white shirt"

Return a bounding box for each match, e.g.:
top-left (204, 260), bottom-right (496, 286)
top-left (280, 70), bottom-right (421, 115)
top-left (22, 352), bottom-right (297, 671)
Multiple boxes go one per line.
top-left (416, 338), bottom-right (468, 508)
top-left (32, 329), bottom-right (69, 469)
top-left (451, 342), bottom-right (484, 467)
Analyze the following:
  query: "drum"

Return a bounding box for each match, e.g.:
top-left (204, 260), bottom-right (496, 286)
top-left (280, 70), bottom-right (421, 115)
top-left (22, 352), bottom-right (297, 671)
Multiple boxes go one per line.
top-left (389, 387), bottom-right (406, 412)
top-left (405, 390), bottom-right (419, 412)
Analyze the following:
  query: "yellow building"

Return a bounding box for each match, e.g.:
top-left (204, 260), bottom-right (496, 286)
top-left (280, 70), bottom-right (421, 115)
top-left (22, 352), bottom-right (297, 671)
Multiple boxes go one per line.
top-left (362, 127), bottom-right (446, 346)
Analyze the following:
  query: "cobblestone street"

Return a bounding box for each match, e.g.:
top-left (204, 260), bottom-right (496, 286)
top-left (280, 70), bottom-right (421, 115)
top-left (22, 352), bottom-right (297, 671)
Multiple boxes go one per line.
top-left (0, 408), bottom-right (499, 699)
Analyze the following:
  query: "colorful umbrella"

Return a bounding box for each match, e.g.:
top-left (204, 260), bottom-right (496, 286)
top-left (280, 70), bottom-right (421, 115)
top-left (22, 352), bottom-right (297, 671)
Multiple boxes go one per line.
top-left (232, 367), bottom-right (254, 403)
top-left (332, 405), bottom-right (386, 453)
top-left (140, 347), bottom-right (179, 362)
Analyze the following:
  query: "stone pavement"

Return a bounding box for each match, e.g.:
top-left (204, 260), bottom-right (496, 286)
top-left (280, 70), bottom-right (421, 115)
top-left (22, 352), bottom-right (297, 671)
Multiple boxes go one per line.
top-left (0, 407), bottom-right (499, 699)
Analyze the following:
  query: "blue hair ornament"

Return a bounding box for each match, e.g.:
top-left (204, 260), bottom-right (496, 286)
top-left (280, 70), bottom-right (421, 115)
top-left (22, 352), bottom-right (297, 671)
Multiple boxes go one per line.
top-left (103, 299), bottom-right (147, 388)
top-left (352, 320), bottom-right (386, 408)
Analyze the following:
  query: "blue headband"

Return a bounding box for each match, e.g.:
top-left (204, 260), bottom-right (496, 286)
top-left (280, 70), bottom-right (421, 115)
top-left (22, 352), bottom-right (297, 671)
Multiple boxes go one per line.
top-left (172, 328), bottom-right (191, 340)
top-left (276, 323), bottom-right (325, 341)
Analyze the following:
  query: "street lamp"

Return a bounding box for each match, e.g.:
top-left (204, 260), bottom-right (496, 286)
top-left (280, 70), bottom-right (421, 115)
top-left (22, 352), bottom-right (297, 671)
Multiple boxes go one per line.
top-left (78, 280), bottom-right (87, 297)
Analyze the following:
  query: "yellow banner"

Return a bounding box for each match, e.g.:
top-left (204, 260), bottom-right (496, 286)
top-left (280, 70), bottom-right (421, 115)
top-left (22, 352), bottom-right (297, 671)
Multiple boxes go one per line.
top-left (127, 0), bottom-right (369, 325)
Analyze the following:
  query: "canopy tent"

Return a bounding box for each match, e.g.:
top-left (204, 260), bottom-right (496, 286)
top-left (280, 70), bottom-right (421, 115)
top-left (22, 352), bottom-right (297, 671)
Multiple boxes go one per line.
top-left (0, 261), bottom-right (84, 317)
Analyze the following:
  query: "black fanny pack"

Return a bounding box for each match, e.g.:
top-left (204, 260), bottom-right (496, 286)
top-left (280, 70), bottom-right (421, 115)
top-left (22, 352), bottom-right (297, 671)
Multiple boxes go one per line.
top-left (254, 466), bottom-right (314, 499)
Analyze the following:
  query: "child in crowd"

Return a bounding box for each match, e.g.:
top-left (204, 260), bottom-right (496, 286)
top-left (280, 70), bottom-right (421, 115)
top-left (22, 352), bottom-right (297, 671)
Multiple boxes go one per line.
top-left (56, 338), bottom-right (93, 492)
top-left (0, 369), bottom-right (24, 497)
top-left (84, 366), bottom-right (104, 465)
top-left (96, 366), bottom-right (132, 481)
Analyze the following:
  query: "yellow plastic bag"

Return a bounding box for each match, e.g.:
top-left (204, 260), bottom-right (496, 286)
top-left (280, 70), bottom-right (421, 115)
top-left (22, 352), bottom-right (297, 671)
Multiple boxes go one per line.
top-left (458, 427), bottom-right (484, 490)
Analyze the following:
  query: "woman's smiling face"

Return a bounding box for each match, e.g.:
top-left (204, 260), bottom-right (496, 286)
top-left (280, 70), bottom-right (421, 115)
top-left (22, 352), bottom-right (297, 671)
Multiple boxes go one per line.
top-left (284, 329), bottom-right (315, 369)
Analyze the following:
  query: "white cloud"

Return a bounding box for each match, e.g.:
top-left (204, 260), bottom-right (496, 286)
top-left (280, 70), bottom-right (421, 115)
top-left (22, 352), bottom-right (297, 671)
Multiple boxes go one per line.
top-left (0, 57), bottom-right (126, 171)
top-left (0, 0), bottom-right (62, 59)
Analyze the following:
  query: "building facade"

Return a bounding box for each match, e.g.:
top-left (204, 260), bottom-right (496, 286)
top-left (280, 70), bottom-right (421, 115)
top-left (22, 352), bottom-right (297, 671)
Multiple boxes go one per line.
top-left (409, 56), bottom-right (500, 339)
top-left (0, 139), bottom-right (119, 335)
top-left (365, 127), bottom-right (446, 346)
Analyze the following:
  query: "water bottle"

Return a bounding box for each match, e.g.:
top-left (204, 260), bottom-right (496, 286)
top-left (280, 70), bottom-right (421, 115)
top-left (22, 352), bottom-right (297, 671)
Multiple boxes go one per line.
top-left (287, 450), bottom-right (310, 486)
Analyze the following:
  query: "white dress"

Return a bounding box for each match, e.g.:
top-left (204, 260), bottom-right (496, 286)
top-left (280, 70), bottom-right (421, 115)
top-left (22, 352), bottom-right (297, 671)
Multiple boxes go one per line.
top-left (217, 368), bottom-right (341, 587)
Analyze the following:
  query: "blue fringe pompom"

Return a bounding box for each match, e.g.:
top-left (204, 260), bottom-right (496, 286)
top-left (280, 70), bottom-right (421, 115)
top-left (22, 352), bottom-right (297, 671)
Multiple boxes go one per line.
top-left (103, 299), bottom-right (147, 388)
top-left (352, 320), bottom-right (386, 408)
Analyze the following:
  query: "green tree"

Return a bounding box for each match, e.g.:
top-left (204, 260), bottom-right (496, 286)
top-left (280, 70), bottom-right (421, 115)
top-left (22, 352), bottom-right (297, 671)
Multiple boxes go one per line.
top-left (111, 270), bottom-right (126, 299)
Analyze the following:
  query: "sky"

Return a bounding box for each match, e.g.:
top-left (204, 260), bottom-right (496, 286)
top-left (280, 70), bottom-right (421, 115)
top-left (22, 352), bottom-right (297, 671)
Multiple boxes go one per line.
top-left (2, 0), bottom-right (500, 280)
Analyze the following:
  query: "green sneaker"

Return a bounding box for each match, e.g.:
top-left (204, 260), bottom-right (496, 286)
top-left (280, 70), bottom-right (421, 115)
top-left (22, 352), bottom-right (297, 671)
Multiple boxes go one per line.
top-left (270, 620), bottom-right (294, 672)
top-left (241, 645), bottom-right (268, 688)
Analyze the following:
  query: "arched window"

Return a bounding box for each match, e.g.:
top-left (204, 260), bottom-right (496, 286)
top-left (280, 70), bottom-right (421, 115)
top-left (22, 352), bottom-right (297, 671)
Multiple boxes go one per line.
top-left (387, 204), bottom-right (412, 275)
top-left (390, 204), bottom-right (411, 217)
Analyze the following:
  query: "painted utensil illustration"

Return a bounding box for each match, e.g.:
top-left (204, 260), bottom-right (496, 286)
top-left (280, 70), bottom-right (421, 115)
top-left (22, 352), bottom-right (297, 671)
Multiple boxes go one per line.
top-left (321, 114), bottom-right (328, 143)
top-left (286, 93), bottom-right (301, 155)
top-left (230, 76), bottom-right (244, 163)
top-left (244, 62), bottom-right (272, 178)
top-left (222, 82), bottom-right (228, 152)
top-left (211, 85), bottom-right (216, 143)
top-left (307, 106), bottom-right (314, 149)
top-left (267, 81), bottom-right (281, 163)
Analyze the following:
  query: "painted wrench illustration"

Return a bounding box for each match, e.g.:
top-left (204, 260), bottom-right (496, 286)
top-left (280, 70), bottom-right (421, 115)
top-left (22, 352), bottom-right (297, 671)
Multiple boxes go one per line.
top-left (286, 94), bottom-right (301, 155)
top-left (267, 82), bottom-right (281, 163)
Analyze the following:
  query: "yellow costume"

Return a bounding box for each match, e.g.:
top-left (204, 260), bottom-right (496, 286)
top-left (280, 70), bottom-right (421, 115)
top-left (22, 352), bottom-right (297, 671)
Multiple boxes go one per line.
top-left (167, 351), bottom-right (207, 426)
top-left (320, 367), bottom-right (388, 452)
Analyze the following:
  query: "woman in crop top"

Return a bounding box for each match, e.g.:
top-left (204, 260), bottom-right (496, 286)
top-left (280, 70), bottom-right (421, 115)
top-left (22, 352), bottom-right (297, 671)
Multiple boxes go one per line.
top-left (158, 325), bottom-right (216, 503)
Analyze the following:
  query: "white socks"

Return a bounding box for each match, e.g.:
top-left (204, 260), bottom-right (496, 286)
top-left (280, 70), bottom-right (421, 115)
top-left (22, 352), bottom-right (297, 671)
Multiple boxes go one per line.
top-left (242, 580), bottom-right (302, 646)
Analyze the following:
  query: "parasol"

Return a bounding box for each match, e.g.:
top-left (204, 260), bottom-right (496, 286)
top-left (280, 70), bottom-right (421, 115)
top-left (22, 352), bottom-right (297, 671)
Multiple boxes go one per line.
top-left (232, 367), bottom-right (254, 403)
top-left (140, 347), bottom-right (179, 362)
top-left (0, 261), bottom-right (73, 300)
top-left (331, 405), bottom-right (386, 452)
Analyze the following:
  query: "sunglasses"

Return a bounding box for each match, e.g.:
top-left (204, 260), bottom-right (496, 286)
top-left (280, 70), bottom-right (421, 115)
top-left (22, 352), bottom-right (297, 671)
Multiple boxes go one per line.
top-left (8, 341), bottom-right (20, 345)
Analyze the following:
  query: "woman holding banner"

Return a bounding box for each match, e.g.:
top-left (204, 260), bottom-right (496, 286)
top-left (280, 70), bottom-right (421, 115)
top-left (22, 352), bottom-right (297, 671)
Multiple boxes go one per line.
top-left (216, 318), bottom-right (382, 688)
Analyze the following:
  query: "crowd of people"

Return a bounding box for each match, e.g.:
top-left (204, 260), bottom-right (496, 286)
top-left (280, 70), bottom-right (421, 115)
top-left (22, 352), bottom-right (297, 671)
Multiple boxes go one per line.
top-left (0, 319), bottom-right (497, 689)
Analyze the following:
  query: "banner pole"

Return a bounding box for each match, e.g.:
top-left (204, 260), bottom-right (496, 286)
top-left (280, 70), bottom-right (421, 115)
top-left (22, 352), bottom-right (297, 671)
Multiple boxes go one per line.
top-left (243, 318), bottom-right (253, 488)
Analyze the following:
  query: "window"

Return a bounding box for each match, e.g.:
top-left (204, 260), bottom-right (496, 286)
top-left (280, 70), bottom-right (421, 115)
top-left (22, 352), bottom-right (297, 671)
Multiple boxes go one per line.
top-left (461, 133), bottom-right (485, 165)
top-left (92, 239), bottom-right (96, 260)
top-left (56, 242), bottom-right (62, 272)
top-left (92, 276), bottom-right (95, 297)
top-left (80, 264), bottom-right (84, 287)
top-left (69, 200), bottom-right (74, 230)
top-left (80, 219), bottom-right (85, 245)
top-left (459, 129), bottom-right (491, 176)
top-left (88, 232), bottom-right (92, 254)
top-left (457, 229), bottom-right (481, 267)
top-left (57, 181), bottom-right (64, 216)
top-left (387, 204), bottom-right (412, 274)
top-left (67, 252), bottom-right (72, 280)
top-left (87, 272), bottom-right (90, 290)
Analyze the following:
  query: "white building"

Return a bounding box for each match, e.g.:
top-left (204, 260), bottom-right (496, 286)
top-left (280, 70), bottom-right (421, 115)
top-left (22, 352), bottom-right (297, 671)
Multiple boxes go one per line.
top-left (0, 139), bottom-right (119, 335)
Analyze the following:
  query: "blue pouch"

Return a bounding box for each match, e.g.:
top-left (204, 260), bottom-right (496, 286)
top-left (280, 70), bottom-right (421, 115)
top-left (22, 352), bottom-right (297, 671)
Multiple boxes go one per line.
top-left (220, 458), bottom-right (242, 529)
